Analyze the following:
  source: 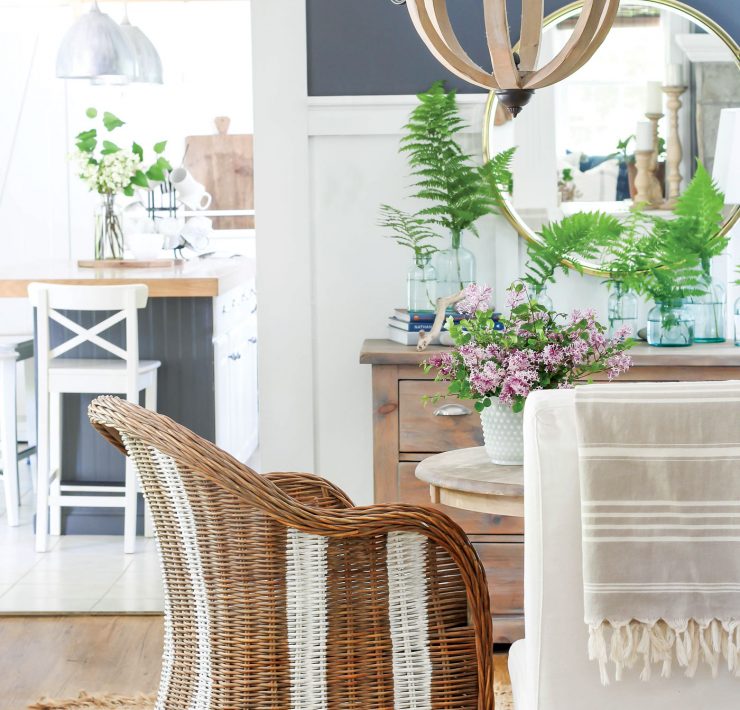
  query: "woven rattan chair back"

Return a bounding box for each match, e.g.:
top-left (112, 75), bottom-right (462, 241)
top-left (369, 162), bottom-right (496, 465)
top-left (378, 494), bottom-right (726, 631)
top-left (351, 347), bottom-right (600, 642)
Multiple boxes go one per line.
top-left (88, 395), bottom-right (494, 710)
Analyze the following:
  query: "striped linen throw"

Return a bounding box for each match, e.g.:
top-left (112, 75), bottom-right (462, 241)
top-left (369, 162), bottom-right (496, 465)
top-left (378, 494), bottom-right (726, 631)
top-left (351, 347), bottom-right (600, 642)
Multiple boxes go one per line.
top-left (575, 381), bottom-right (740, 684)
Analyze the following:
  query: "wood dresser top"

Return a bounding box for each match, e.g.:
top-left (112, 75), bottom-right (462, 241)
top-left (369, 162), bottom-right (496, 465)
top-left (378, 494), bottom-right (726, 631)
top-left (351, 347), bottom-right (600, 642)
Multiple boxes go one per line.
top-left (0, 258), bottom-right (255, 298)
top-left (359, 338), bottom-right (740, 367)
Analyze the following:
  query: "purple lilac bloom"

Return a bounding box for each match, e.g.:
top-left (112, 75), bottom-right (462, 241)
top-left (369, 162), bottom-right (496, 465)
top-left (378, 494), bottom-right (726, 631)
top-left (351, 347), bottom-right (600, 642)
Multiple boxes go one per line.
top-left (506, 285), bottom-right (527, 309)
top-left (567, 338), bottom-right (590, 365)
top-left (541, 344), bottom-right (564, 369)
top-left (458, 343), bottom-right (485, 368)
top-left (456, 284), bottom-right (493, 317)
top-left (613, 325), bottom-right (632, 342)
top-left (427, 351), bottom-right (455, 376)
top-left (606, 352), bottom-right (632, 380)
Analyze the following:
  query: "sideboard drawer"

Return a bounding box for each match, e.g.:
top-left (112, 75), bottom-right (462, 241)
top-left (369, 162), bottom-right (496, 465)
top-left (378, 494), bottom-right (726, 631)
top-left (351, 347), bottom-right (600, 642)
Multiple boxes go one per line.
top-left (399, 380), bottom-right (483, 453)
top-left (399, 463), bottom-right (523, 535)
top-left (472, 539), bottom-right (524, 618)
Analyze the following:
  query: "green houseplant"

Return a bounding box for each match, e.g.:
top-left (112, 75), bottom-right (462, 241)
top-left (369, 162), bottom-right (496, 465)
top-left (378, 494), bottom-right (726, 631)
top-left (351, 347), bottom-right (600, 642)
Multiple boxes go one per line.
top-left (72, 108), bottom-right (171, 260)
top-left (379, 205), bottom-right (441, 311)
top-left (652, 162), bottom-right (727, 342)
top-left (389, 82), bottom-right (513, 297)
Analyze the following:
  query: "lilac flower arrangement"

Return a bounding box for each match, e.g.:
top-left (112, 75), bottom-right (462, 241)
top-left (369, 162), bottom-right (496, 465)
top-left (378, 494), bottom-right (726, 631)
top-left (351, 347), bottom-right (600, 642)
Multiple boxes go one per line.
top-left (425, 283), bottom-right (633, 413)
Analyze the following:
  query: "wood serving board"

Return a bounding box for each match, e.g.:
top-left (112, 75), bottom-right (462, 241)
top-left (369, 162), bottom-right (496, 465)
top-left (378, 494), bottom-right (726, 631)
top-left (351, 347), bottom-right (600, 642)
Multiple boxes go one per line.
top-left (77, 259), bottom-right (182, 269)
top-left (184, 116), bottom-right (254, 230)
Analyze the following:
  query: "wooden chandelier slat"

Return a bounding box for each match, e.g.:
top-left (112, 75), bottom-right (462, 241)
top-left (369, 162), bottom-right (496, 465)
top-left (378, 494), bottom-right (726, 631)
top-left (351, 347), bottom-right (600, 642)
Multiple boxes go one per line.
top-left (518, 0), bottom-right (545, 71)
top-left (406, 0), bottom-right (498, 89)
top-left (484, 0), bottom-right (520, 88)
top-left (522, 0), bottom-right (606, 88)
top-left (531, 0), bottom-right (620, 87)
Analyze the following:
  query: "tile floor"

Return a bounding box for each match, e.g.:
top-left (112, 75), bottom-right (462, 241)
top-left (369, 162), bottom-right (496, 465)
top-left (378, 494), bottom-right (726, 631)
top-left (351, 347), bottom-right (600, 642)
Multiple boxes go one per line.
top-left (0, 479), bottom-right (163, 614)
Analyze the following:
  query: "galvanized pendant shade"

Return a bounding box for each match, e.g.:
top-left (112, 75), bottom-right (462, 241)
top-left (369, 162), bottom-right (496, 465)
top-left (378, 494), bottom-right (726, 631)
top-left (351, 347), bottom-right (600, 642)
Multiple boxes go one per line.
top-left (56, 1), bottom-right (134, 82)
top-left (405, 0), bottom-right (620, 116)
top-left (56, 1), bottom-right (162, 85)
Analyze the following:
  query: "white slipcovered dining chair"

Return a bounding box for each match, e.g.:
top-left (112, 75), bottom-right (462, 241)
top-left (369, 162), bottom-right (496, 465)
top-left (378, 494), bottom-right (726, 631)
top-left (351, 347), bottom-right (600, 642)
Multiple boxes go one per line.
top-left (509, 388), bottom-right (737, 709)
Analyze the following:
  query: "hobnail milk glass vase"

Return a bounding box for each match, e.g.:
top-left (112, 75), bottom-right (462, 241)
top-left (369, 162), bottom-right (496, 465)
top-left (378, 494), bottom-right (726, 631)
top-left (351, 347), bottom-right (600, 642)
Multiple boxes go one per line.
top-left (480, 398), bottom-right (524, 466)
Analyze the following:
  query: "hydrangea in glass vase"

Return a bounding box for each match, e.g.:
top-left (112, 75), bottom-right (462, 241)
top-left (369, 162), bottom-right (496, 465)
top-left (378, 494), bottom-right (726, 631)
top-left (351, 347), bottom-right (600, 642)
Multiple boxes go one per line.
top-left (425, 282), bottom-right (633, 465)
top-left (71, 107), bottom-right (171, 260)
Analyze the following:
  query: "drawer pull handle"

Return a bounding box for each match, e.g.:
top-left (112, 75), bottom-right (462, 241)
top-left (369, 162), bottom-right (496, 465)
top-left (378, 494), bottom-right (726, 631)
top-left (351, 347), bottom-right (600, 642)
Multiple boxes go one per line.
top-left (228, 352), bottom-right (242, 361)
top-left (248, 336), bottom-right (257, 344)
top-left (433, 404), bottom-right (472, 417)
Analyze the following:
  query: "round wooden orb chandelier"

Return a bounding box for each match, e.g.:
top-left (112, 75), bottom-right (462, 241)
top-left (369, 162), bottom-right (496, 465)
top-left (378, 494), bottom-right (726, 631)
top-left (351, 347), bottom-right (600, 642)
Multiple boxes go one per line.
top-left (405, 0), bottom-right (620, 116)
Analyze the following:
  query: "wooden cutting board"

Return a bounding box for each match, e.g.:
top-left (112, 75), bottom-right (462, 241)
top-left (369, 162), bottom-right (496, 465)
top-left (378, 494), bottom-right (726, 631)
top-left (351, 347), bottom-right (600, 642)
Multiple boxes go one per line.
top-left (184, 116), bottom-right (254, 230)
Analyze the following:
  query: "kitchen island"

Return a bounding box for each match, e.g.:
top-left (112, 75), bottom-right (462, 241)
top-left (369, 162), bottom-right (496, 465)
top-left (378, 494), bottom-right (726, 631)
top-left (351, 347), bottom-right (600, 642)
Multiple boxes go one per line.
top-left (0, 258), bottom-right (258, 534)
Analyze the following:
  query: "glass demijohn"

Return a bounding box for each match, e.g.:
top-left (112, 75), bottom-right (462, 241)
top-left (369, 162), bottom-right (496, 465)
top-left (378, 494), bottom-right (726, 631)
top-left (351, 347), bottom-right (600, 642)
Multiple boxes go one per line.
top-left (689, 273), bottom-right (725, 343)
top-left (607, 283), bottom-right (639, 338)
top-left (407, 254), bottom-right (437, 312)
top-left (647, 300), bottom-right (694, 347)
top-left (433, 231), bottom-right (476, 300)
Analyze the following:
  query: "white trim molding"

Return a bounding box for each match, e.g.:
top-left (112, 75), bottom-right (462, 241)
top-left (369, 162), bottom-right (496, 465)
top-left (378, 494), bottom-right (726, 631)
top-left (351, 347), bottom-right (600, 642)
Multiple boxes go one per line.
top-left (307, 93), bottom-right (489, 137)
top-left (675, 34), bottom-right (736, 63)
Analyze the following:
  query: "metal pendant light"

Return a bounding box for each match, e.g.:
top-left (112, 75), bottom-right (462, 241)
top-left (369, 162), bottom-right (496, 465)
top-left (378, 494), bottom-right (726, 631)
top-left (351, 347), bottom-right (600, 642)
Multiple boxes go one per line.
top-left (405, 0), bottom-right (620, 116)
top-left (119, 2), bottom-right (163, 84)
top-left (56, 1), bottom-right (134, 82)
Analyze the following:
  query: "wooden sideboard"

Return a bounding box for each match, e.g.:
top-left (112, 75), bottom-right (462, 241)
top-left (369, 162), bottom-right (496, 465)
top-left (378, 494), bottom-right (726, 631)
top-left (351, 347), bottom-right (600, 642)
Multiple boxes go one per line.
top-left (360, 339), bottom-right (740, 644)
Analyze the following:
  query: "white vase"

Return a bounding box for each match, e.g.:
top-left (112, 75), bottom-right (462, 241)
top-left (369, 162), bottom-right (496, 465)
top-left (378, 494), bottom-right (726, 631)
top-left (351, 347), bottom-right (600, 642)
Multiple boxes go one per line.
top-left (480, 398), bottom-right (524, 465)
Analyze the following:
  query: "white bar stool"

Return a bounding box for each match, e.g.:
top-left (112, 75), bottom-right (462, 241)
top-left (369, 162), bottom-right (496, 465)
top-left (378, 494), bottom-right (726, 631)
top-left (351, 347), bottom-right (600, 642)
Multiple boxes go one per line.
top-left (0, 335), bottom-right (36, 526)
top-left (28, 283), bottom-right (161, 553)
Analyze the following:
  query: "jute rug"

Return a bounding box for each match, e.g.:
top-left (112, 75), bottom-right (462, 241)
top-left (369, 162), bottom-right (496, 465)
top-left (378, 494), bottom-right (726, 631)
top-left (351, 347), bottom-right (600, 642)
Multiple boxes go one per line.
top-left (30, 683), bottom-right (514, 709)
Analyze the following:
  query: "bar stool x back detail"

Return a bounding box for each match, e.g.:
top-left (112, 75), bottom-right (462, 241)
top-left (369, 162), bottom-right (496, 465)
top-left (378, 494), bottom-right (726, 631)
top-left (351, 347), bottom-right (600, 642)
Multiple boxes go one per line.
top-left (29, 283), bottom-right (161, 553)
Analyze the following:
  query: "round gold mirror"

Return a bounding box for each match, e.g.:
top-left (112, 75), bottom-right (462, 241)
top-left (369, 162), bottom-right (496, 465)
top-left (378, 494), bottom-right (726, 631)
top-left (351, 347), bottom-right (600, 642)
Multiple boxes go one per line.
top-left (483, 0), bottom-right (740, 277)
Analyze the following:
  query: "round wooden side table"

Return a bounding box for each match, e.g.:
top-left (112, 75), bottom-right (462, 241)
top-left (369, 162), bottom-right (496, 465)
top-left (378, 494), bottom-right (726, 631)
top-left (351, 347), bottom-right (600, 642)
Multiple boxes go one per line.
top-left (415, 447), bottom-right (524, 517)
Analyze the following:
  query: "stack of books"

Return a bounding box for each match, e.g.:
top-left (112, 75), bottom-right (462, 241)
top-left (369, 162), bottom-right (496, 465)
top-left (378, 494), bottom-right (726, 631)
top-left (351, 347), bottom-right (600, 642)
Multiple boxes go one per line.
top-left (387, 308), bottom-right (463, 346)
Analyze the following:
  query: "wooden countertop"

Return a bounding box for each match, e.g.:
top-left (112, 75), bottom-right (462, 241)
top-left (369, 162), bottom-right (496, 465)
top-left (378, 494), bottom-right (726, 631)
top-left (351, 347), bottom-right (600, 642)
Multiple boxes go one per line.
top-left (0, 258), bottom-right (255, 298)
top-left (360, 338), bottom-right (740, 367)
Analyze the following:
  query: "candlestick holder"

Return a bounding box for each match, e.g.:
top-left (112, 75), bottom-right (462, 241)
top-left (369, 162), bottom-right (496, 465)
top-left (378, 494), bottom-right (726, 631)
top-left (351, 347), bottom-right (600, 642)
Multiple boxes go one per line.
top-left (633, 149), bottom-right (662, 210)
top-left (645, 111), bottom-right (664, 203)
top-left (662, 85), bottom-right (687, 209)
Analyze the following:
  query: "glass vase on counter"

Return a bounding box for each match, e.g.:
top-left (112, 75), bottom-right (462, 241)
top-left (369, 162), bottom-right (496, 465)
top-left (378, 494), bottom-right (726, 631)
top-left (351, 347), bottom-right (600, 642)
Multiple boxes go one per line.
top-left (94, 193), bottom-right (124, 260)
top-left (689, 271), bottom-right (725, 343)
top-left (434, 230), bottom-right (475, 304)
top-left (647, 300), bottom-right (694, 347)
top-left (407, 254), bottom-right (437, 312)
top-left (607, 283), bottom-right (639, 338)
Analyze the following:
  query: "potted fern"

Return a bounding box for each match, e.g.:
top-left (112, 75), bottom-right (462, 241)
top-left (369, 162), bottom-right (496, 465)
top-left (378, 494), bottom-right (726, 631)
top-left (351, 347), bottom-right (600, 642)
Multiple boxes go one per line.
top-left (379, 206), bottom-right (440, 311)
top-left (393, 82), bottom-right (513, 298)
top-left (523, 211), bottom-right (623, 310)
top-left (653, 162), bottom-right (727, 342)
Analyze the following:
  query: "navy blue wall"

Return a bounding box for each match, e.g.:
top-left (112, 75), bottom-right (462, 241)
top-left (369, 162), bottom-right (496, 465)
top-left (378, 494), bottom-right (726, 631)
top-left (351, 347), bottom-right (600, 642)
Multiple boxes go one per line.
top-left (306, 0), bottom-right (738, 96)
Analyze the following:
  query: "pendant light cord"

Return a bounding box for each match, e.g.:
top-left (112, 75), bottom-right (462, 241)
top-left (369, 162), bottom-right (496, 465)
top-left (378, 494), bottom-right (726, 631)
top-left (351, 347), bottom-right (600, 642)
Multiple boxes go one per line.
top-left (0, 31), bottom-right (39, 209)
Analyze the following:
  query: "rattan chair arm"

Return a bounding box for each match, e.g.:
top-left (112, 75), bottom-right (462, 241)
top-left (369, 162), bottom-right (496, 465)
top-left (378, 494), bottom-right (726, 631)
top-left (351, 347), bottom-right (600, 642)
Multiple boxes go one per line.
top-left (88, 395), bottom-right (495, 709)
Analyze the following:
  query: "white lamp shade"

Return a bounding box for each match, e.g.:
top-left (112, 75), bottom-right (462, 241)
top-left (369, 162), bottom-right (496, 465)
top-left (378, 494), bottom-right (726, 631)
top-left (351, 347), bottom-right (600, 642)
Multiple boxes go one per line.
top-left (120, 20), bottom-right (163, 84)
top-left (713, 107), bottom-right (740, 205)
top-left (56, 4), bottom-right (134, 81)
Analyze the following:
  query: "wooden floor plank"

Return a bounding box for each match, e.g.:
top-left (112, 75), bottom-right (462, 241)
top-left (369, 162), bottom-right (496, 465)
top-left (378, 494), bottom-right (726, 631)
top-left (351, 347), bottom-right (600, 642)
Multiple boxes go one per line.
top-left (0, 616), bottom-right (163, 708)
top-left (0, 615), bottom-right (510, 709)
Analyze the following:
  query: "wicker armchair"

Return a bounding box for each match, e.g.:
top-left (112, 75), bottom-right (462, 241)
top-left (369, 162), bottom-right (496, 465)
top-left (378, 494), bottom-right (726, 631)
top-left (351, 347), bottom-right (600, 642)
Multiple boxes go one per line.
top-left (88, 395), bottom-right (495, 709)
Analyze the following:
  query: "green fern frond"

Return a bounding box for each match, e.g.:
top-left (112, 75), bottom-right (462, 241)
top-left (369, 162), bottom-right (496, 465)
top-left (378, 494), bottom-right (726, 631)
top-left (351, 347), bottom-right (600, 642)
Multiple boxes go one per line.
top-left (378, 205), bottom-right (441, 259)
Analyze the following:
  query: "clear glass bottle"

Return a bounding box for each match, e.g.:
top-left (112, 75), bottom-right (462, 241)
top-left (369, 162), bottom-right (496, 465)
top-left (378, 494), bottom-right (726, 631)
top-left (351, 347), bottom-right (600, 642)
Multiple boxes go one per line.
top-left (734, 296), bottom-right (740, 347)
top-left (607, 282), bottom-right (639, 338)
top-left (94, 193), bottom-right (124, 260)
top-left (689, 271), bottom-right (725, 343)
top-left (647, 300), bottom-right (694, 347)
top-left (407, 254), bottom-right (437, 312)
top-left (433, 230), bottom-right (476, 300)
top-left (533, 286), bottom-right (553, 310)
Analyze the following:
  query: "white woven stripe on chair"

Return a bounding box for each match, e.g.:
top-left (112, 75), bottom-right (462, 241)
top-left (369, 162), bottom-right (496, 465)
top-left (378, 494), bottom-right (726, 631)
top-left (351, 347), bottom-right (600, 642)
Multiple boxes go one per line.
top-left (286, 528), bottom-right (329, 709)
top-left (387, 531), bottom-right (433, 710)
top-left (148, 444), bottom-right (213, 708)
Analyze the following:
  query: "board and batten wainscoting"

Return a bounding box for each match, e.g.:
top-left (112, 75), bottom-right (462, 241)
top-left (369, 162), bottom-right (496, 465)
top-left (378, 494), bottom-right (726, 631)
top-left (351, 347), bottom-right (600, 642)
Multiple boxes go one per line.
top-left (0, 258), bottom-right (257, 534)
top-left (360, 338), bottom-right (740, 643)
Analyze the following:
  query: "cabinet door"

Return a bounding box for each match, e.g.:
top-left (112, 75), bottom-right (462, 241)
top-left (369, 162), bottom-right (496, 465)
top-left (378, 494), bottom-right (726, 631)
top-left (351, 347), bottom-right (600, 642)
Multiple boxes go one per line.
top-left (213, 318), bottom-right (258, 462)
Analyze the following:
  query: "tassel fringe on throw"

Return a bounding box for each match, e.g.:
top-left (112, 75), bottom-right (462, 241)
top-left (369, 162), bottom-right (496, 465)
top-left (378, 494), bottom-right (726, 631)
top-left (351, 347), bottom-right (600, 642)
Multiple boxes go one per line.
top-left (589, 619), bottom-right (740, 685)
